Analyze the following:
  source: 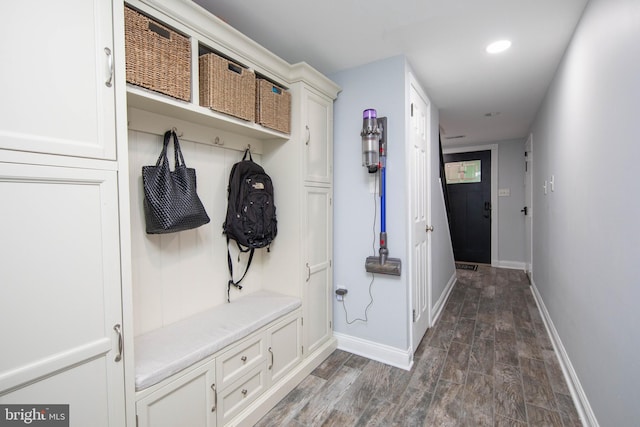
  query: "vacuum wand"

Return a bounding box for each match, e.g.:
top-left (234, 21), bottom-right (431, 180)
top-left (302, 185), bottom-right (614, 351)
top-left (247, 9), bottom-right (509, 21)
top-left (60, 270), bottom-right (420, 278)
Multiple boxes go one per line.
top-left (361, 109), bottom-right (401, 276)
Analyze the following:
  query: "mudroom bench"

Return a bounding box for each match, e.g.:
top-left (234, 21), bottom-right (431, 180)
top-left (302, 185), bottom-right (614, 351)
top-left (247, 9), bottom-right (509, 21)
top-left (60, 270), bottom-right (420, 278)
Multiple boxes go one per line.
top-left (134, 290), bottom-right (302, 426)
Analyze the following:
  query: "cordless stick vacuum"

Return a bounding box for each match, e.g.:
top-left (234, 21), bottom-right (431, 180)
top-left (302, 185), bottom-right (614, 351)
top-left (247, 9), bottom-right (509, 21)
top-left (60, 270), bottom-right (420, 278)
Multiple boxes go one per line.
top-left (361, 109), bottom-right (402, 276)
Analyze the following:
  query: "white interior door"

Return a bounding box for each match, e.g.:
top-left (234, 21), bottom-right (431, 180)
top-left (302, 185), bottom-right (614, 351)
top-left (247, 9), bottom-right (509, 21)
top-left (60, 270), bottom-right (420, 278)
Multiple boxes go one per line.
top-left (524, 133), bottom-right (533, 278)
top-left (409, 79), bottom-right (431, 351)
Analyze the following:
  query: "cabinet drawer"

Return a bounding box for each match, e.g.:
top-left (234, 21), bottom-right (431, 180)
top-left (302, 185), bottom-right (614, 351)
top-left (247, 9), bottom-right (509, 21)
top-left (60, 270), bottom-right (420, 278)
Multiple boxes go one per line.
top-left (218, 364), bottom-right (266, 425)
top-left (216, 334), bottom-right (265, 389)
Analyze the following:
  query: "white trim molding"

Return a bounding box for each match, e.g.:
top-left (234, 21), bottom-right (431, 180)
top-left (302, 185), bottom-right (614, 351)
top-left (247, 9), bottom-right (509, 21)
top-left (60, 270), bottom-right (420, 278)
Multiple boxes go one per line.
top-left (334, 332), bottom-right (413, 371)
top-left (496, 260), bottom-right (527, 271)
top-left (529, 279), bottom-right (599, 427)
top-left (431, 272), bottom-right (457, 326)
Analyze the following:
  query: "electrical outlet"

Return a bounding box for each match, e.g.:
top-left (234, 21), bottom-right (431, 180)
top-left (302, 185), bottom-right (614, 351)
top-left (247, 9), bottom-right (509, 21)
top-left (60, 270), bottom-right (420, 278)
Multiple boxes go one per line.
top-left (335, 287), bottom-right (347, 301)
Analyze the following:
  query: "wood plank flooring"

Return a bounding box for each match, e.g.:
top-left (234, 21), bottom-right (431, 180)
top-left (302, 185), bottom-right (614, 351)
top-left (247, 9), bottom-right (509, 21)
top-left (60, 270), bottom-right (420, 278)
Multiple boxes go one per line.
top-left (256, 266), bottom-right (582, 426)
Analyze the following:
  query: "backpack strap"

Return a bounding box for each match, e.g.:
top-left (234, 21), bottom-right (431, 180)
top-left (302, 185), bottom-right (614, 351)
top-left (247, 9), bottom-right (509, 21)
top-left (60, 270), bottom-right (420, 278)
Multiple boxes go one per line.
top-left (226, 237), bottom-right (255, 302)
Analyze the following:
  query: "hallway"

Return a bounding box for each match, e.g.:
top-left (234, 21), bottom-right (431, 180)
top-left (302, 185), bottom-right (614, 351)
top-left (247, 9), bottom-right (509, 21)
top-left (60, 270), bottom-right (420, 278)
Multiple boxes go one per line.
top-left (256, 266), bottom-right (581, 426)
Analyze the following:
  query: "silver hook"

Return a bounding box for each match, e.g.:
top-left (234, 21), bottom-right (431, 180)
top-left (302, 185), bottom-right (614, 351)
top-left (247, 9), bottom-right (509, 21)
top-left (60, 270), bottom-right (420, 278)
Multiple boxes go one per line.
top-left (171, 127), bottom-right (184, 137)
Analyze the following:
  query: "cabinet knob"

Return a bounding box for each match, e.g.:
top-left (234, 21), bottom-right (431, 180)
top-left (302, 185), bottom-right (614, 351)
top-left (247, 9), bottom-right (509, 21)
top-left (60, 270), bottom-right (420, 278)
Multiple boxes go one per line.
top-left (241, 355), bottom-right (247, 362)
top-left (305, 125), bottom-right (310, 145)
top-left (241, 389), bottom-right (248, 397)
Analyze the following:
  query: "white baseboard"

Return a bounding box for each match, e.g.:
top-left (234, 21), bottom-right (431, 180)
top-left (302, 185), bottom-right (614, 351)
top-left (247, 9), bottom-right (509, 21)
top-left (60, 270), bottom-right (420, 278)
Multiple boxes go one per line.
top-left (431, 272), bottom-right (457, 325)
top-left (334, 332), bottom-right (413, 371)
top-left (495, 260), bottom-right (527, 270)
top-left (529, 279), bottom-right (599, 427)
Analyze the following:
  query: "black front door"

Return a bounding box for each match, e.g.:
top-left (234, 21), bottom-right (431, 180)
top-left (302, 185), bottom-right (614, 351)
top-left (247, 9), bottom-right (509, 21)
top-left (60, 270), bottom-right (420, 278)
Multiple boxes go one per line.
top-left (444, 150), bottom-right (491, 264)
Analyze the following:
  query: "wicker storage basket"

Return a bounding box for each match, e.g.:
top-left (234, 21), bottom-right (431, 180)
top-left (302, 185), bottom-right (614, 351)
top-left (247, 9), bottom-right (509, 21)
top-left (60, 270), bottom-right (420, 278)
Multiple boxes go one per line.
top-left (199, 53), bottom-right (256, 122)
top-left (256, 79), bottom-right (291, 134)
top-left (124, 6), bottom-right (191, 101)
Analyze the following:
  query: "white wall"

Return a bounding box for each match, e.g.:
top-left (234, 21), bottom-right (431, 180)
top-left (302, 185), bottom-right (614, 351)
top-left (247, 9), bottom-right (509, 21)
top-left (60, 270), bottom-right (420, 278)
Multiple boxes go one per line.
top-left (528, 0), bottom-right (640, 424)
top-left (330, 55), bottom-right (455, 359)
top-left (127, 114), bottom-right (266, 336)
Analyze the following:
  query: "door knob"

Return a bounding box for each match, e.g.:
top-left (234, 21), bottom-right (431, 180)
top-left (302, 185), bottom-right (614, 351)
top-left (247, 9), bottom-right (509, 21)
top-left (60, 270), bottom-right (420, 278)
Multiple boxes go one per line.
top-left (521, 206), bottom-right (528, 215)
top-left (426, 225), bottom-right (434, 232)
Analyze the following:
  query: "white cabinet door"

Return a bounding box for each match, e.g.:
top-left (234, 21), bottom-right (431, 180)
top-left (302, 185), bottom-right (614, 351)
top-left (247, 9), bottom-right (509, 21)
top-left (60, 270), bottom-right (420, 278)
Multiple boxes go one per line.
top-left (137, 361), bottom-right (216, 427)
top-left (303, 186), bottom-right (333, 355)
top-left (303, 88), bottom-right (333, 184)
top-left (267, 312), bottom-right (302, 384)
top-left (0, 163), bottom-right (125, 426)
top-left (0, 0), bottom-right (116, 160)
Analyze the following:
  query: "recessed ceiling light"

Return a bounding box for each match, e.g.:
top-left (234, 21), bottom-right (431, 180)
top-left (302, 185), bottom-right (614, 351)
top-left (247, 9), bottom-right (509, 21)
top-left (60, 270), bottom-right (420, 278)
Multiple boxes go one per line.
top-left (486, 40), bottom-right (512, 54)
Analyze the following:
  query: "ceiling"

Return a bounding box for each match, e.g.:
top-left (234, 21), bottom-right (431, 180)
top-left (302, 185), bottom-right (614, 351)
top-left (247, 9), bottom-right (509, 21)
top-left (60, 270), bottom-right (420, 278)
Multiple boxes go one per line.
top-left (192, 0), bottom-right (589, 145)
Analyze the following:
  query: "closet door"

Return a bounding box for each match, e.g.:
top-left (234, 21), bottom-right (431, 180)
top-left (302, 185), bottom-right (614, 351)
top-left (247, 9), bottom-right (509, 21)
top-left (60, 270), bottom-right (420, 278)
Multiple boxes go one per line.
top-left (303, 186), bottom-right (333, 355)
top-left (302, 88), bottom-right (333, 185)
top-left (0, 163), bottom-right (125, 426)
top-left (0, 0), bottom-right (116, 160)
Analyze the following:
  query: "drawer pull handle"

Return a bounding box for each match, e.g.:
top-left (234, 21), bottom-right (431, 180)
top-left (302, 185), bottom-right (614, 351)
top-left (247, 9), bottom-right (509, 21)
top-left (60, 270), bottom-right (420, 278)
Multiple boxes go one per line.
top-left (268, 347), bottom-right (273, 370)
top-left (211, 383), bottom-right (217, 412)
top-left (241, 389), bottom-right (248, 397)
top-left (241, 355), bottom-right (247, 362)
top-left (104, 47), bottom-right (113, 87)
top-left (113, 324), bottom-right (123, 362)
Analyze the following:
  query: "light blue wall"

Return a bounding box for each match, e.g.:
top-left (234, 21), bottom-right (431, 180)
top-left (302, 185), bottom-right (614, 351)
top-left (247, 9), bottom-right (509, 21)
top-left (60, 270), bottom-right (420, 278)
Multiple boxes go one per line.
top-left (331, 55), bottom-right (409, 350)
top-left (528, 0), bottom-right (640, 424)
top-left (330, 55), bottom-right (456, 355)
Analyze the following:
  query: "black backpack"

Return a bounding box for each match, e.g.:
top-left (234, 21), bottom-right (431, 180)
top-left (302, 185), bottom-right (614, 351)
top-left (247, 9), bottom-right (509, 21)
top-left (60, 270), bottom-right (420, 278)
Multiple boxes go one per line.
top-left (223, 149), bottom-right (277, 300)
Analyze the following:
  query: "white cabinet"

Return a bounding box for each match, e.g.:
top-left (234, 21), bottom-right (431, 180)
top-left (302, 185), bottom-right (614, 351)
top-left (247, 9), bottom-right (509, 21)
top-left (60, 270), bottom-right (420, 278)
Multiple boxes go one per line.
top-left (303, 185), bottom-right (333, 355)
top-left (135, 311), bottom-right (300, 427)
top-left (137, 360), bottom-right (216, 427)
top-left (300, 85), bottom-right (334, 356)
top-left (0, 1), bottom-right (127, 425)
top-left (267, 312), bottom-right (303, 384)
top-left (0, 0), bottom-right (117, 160)
top-left (0, 164), bottom-right (126, 426)
top-left (303, 88), bottom-right (333, 184)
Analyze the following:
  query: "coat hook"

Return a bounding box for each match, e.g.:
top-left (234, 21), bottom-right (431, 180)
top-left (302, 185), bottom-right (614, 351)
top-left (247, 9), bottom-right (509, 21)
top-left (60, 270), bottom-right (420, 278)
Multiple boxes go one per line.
top-left (171, 127), bottom-right (184, 137)
top-left (247, 144), bottom-right (251, 152)
top-left (214, 136), bottom-right (224, 146)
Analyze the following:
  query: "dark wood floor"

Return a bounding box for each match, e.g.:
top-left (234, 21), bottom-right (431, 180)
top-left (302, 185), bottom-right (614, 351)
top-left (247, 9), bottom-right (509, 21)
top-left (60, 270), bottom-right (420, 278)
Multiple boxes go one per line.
top-left (256, 266), bottom-right (582, 426)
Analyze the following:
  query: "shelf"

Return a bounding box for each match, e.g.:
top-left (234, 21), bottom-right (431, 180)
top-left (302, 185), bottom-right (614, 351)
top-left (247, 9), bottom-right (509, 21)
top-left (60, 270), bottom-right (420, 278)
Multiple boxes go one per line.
top-left (126, 85), bottom-right (290, 142)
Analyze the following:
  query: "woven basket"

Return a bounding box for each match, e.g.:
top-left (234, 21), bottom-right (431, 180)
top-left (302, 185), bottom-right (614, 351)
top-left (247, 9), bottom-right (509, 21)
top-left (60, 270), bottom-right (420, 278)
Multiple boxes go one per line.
top-left (124, 6), bottom-right (191, 102)
top-left (199, 53), bottom-right (256, 122)
top-left (256, 79), bottom-right (291, 134)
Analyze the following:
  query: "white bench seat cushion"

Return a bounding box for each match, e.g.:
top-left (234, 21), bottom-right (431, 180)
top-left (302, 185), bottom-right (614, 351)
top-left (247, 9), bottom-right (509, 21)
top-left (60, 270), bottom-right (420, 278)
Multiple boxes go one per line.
top-left (134, 290), bottom-right (301, 391)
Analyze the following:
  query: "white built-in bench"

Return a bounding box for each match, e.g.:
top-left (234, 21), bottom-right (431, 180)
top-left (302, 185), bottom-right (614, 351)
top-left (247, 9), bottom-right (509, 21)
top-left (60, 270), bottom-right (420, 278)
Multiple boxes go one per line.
top-left (134, 290), bottom-right (301, 391)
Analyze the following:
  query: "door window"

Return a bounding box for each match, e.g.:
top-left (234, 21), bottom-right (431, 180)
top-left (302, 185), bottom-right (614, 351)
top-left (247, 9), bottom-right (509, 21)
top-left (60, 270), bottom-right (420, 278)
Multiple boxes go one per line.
top-left (445, 160), bottom-right (481, 184)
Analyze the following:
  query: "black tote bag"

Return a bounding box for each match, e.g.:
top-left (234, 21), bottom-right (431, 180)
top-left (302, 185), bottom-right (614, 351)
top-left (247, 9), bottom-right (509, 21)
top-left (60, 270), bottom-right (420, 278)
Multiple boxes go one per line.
top-left (142, 130), bottom-right (210, 234)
